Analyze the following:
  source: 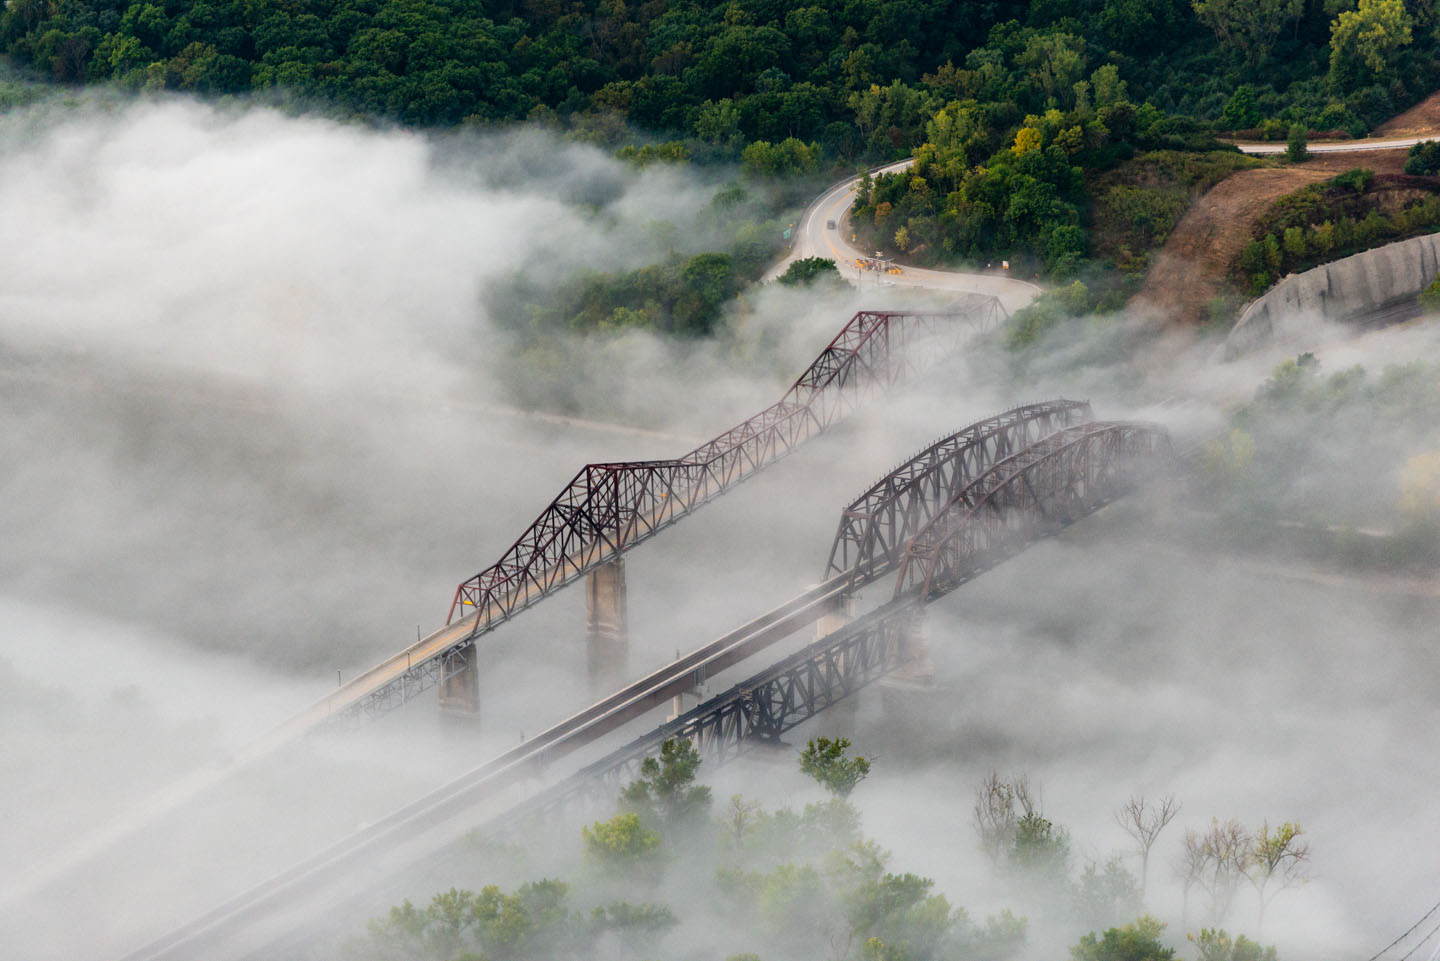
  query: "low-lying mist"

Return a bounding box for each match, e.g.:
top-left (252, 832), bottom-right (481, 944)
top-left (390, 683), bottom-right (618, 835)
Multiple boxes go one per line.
top-left (3, 88), bottom-right (1438, 961)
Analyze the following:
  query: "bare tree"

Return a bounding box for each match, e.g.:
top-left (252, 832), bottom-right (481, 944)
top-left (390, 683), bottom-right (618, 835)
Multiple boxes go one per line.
top-left (1244, 820), bottom-right (1311, 934)
top-left (719, 793), bottom-right (763, 852)
top-left (973, 772), bottom-right (1038, 867)
top-left (1177, 828), bottom-right (1207, 930)
top-left (1115, 794), bottom-right (1181, 901)
top-left (1178, 818), bottom-right (1252, 927)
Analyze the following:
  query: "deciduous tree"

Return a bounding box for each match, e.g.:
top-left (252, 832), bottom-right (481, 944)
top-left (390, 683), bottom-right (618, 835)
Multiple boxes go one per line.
top-left (1114, 794), bottom-right (1181, 901)
top-left (1329, 0), bottom-right (1413, 89)
top-left (1191, 0), bottom-right (1303, 69)
top-left (1243, 820), bottom-right (1310, 933)
top-left (799, 736), bottom-right (871, 798)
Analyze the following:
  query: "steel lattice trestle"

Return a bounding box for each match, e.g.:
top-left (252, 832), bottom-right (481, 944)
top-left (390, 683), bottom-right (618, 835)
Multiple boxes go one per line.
top-left (823, 399), bottom-right (1094, 584)
top-left (489, 425), bottom-right (1175, 835)
top-left (113, 408), bottom-right (1174, 961)
top-left (487, 597), bottom-right (924, 834)
top-left (894, 421), bottom-right (1175, 599)
top-left (446, 296), bottom-right (1006, 630)
top-left (262, 298), bottom-right (1005, 736)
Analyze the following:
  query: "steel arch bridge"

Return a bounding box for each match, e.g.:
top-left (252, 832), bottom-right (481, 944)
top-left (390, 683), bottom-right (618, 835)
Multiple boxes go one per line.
top-left (894, 421), bottom-right (1175, 599)
top-left (255, 296), bottom-right (1006, 739)
top-left (446, 295), bottom-right (1007, 630)
top-left (823, 399), bottom-right (1094, 585)
top-left (493, 415), bottom-right (1177, 831)
top-left (113, 403), bottom-right (1176, 961)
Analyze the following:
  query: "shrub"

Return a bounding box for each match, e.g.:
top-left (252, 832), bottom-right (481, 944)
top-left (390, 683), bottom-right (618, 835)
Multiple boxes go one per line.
top-left (1257, 118), bottom-right (1288, 141)
top-left (1331, 167), bottom-right (1374, 192)
top-left (1286, 124), bottom-right (1309, 163)
top-left (1405, 140), bottom-right (1440, 176)
top-left (1420, 274), bottom-right (1440, 313)
top-left (776, 257), bottom-right (842, 287)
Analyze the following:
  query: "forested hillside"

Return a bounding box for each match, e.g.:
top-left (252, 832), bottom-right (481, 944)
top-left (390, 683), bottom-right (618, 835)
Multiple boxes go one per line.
top-left (5, 0), bottom-right (1438, 147)
top-left (7, 0), bottom-right (1440, 317)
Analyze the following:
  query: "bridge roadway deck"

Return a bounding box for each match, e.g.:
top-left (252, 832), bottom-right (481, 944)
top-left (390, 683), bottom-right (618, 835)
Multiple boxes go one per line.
top-left (260, 483), bottom-right (812, 749)
top-left (249, 304), bottom-right (1002, 746)
top-left (118, 573), bottom-right (853, 961)
top-left (118, 409), bottom-right (1174, 961)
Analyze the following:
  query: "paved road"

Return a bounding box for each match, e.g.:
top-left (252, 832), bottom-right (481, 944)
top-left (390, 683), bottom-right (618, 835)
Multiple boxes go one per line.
top-left (768, 161), bottom-right (1043, 314)
top-left (769, 132), bottom-right (1436, 308)
top-left (1232, 134), bottom-right (1433, 155)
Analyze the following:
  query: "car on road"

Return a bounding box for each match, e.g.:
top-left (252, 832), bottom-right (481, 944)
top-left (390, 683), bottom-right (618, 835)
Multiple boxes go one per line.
top-left (826, 219), bottom-right (836, 229)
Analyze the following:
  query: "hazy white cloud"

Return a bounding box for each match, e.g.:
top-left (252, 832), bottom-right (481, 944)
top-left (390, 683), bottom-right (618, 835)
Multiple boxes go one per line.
top-left (3, 90), bottom-right (1438, 961)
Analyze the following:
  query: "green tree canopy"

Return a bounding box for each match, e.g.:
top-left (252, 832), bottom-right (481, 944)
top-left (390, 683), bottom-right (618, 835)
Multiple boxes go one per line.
top-left (1328, 0), bottom-right (1413, 91)
top-left (799, 736), bottom-right (872, 798)
top-left (1191, 0), bottom-right (1304, 69)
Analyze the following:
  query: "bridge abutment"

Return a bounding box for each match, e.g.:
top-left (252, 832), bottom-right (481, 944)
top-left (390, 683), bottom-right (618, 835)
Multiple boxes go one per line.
top-left (586, 557), bottom-right (629, 692)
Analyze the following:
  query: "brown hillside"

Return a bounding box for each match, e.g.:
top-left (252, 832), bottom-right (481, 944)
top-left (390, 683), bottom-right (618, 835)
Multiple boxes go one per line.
top-left (1131, 149), bottom-right (1410, 326)
top-left (1374, 92), bottom-right (1440, 137)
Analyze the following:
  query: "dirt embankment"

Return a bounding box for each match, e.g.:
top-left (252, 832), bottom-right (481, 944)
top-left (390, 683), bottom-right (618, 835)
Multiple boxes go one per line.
top-left (1374, 91), bottom-right (1440, 137)
top-left (1132, 149), bottom-right (1411, 326)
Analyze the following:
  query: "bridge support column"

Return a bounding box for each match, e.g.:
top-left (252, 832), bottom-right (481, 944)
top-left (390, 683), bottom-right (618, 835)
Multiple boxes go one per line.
top-left (438, 642), bottom-right (481, 720)
top-left (586, 558), bottom-right (629, 693)
top-left (815, 591), bottom-right (854, 639)
top-left (892, 607), bottom-right (934, 685)
top-left (668, 689), bottom-right (701, 723)
top-left (874, 608), bottom-right (941, 753)
top-left (817, 590), bottom-right (860, 733)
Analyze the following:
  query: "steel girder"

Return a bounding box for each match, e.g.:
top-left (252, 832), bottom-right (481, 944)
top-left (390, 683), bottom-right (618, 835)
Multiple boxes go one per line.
top-left (822, 400), bottom-right (1094, 584)
top-left (485, 597), bottom-right (922, 835)
top-left (894, 421), bottom-right (1175, 599)
top-left (445, 297), bottom-right (1005, 631)
top-left (483, 420), bottom-right (1174, 836)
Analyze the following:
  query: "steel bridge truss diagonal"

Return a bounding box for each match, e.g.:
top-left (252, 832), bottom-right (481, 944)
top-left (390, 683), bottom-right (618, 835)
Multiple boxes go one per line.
top-left (114, 405), bottom-right (1175, 961)
top-left (490, 419), bottom-right (1176, 836)
top-left (823, 399), bottom-right (1094, 585)
top-left (263, 297), bottom-right (1006, 738)
top-left (894, 421), bottom-right (1175, 600)
top-left (446, 295), bottom-right (1006, 630)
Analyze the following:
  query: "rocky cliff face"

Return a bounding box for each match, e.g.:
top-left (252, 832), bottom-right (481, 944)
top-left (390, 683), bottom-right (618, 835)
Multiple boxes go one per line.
top-left (1224, 232), bottom-right (1440, 358)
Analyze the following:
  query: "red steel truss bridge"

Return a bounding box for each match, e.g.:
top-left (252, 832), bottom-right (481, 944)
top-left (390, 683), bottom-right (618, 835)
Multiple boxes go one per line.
top-left (117, 404), bottom-right (1174, 961)
top-left (258, 295), bottom-right (1007, 741)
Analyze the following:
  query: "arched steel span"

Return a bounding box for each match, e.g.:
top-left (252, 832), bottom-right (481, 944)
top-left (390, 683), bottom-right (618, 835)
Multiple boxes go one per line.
top-left (244, 297), bottom-right (1004, 739)
top-left (894, 421), bottom-right (1175, 600)
top-left (445, 294), bottom-right (1007, 630)
top-left (823, 399), bottom-right (1094, 584)
top-left (110, 407), bottom-right (1175, 961)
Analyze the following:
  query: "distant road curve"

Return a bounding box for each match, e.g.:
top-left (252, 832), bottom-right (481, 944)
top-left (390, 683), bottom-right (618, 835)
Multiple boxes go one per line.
top-left (767, 160), bottom-right (1042, 314)
top-left (1233, 135), bottom-right (1434, 155)
top-left (769, 133), bottom-right (1435, 305)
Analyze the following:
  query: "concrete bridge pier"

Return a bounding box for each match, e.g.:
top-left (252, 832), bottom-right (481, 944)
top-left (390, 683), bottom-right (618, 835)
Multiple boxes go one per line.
top-left (815, 590), bottom-right (854, 639)
top-left (438, 642), bottom-right (482, 721)
top-left (878, 607), bottom-right (936, 733)
top-left (816, 589), bottom-right (860, 733)
top-left (586, 558), bottom-right (629, 693)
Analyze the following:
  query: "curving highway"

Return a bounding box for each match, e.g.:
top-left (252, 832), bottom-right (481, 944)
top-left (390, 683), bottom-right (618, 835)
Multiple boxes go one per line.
top-left (770, 131), bottom-right (1438, 311)
top-left (767, 160), bottom-right (1043, 313)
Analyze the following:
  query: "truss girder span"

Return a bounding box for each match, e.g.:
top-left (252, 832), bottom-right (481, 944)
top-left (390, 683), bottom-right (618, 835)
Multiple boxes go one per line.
top-left (298, 299), bottom-right (1003, 732)
top-left (488, 597), bottom-right (922, 832)
top-left (490, 423), bottom-right (1175, 836)
top-left (895, 421), bottom-right (1175, 599)
top-left (445, 300), bottom-right (1005, 632)
top-left (823, 399), bottom-right (1095, 583)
